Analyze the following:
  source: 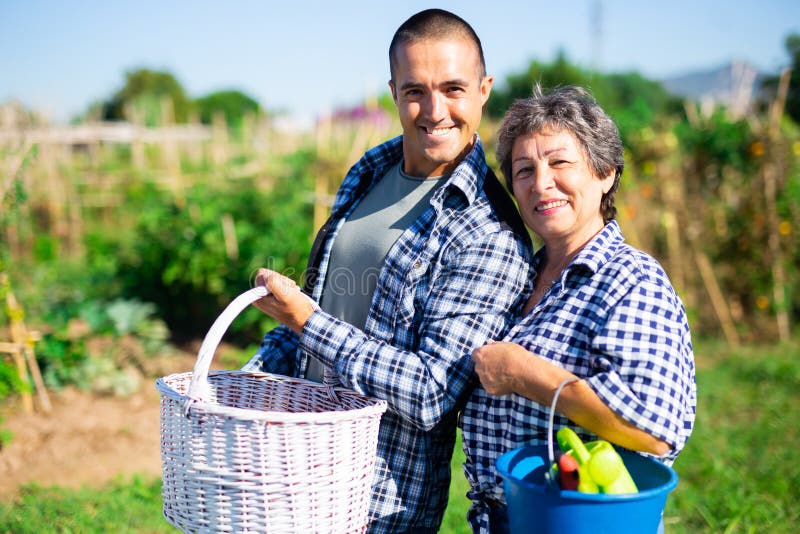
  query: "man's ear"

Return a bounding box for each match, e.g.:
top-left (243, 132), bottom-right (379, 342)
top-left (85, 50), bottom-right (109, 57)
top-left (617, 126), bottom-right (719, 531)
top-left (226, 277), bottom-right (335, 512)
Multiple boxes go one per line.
top-left (480, 75), bottom-right (494, 106)
top-left (389, 80), bottom-right (398, 104)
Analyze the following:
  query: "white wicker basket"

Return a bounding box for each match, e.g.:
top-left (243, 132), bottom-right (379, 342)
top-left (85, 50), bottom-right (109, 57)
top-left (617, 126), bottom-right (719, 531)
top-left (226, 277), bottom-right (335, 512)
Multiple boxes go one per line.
top-left (155, 287), bottom-right (388, 533)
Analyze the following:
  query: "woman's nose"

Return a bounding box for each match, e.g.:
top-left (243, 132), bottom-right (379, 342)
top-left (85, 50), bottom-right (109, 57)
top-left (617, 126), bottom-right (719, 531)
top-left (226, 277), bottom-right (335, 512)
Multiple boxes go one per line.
top-left (530, 166), bottom-right (554, 193)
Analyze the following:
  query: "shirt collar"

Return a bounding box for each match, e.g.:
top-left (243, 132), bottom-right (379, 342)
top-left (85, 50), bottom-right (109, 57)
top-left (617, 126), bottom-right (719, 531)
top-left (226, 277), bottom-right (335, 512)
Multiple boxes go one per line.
top-left (363, 134), bottom-right (486, 205)
top-left (532, 220), bottom-right (624, 281)
top-left (432, 133), bottom-right (486, 207)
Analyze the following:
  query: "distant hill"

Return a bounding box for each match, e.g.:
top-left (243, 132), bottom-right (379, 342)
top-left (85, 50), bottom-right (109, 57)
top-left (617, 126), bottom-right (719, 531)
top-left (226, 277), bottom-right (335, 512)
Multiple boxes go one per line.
top-left (659, 61), bottom-right (765, 116)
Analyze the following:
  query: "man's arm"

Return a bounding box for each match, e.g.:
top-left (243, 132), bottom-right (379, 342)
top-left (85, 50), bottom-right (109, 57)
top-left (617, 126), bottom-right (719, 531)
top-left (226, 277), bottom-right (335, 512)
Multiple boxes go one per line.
top-left (297, 229), bottom-right (530, 431)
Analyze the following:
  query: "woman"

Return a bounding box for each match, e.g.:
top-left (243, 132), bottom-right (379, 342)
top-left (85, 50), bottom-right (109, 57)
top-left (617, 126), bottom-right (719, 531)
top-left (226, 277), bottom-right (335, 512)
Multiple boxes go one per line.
top-left (459, 85), bottom-right (696, 533)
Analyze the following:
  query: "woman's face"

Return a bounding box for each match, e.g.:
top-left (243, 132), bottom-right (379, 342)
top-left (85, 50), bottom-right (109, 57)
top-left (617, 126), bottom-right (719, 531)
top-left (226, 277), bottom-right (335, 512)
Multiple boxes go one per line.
top-left (511, 128), bottom-right (614, 251)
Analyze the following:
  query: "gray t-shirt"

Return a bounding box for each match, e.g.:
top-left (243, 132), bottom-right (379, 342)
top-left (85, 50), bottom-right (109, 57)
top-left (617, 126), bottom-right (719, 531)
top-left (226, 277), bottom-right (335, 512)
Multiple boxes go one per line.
top-left (306, 162), bottom-right (448, 382)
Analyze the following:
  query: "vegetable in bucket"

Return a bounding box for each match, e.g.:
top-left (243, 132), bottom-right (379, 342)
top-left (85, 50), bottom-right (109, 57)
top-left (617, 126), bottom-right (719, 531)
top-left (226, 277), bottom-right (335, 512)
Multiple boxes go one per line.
top-left (554, 427), bottom-right (638, 495)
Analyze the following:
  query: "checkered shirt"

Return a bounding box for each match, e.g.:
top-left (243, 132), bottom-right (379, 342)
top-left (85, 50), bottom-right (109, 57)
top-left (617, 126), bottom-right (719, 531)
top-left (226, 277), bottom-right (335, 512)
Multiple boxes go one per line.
top-left (459, 220), bottom-right (697, 533)
top-left (243, 135), bottom-right (532, 532)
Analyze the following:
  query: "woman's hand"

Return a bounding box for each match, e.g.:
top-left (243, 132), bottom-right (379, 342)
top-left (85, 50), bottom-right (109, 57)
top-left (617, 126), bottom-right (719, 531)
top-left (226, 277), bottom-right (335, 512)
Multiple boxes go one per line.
top-left (252, 268), bottom-right (315, 335)
top-left (471, 341), bottom-right (530, 396)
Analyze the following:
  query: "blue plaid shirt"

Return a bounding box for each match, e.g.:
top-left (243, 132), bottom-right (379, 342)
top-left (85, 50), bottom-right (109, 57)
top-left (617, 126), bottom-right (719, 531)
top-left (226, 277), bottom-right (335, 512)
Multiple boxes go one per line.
top-left (243, 135), bottom-right (532, 532)
top-left (459, 221), bottom-right (696, 533)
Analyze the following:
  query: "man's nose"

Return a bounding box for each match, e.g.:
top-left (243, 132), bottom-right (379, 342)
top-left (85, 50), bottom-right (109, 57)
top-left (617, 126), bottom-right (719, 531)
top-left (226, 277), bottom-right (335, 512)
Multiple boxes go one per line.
top-left (421, 92), bottom-right (446, 122)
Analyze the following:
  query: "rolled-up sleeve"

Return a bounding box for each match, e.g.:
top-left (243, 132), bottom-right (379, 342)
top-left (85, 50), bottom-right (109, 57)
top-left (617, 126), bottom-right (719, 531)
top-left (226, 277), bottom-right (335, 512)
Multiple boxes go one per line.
top-left (588, 277), bottom-right (695, 454)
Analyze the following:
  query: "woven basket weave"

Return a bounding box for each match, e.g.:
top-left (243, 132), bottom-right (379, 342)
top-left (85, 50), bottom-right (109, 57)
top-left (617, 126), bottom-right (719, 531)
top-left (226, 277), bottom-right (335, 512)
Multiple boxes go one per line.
top-left (155, 287), bottom-right (388, 533)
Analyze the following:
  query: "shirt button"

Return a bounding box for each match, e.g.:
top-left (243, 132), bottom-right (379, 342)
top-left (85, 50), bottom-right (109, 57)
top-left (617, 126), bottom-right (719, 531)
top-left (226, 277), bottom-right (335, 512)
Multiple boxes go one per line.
top-left (413, 260), bottom-right (422, 270)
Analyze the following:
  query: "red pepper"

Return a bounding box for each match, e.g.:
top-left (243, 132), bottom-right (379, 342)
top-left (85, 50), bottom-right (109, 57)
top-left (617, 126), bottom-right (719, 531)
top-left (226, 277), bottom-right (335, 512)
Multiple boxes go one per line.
top-left (557, 452), bottom-right (580, 491)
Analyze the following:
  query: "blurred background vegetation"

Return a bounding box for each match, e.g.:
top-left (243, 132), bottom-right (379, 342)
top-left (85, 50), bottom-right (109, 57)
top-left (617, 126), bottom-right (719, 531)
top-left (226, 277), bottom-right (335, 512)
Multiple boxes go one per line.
top-left (0, 33), bottom-right (799, 533)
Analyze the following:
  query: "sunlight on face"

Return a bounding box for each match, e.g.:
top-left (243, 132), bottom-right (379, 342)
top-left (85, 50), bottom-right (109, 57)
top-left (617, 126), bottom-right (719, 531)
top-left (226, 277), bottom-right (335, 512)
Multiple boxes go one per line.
top-left (389, 37), bottom-right (492, 177)
top-left (511, 128), bottom-right (614, 251)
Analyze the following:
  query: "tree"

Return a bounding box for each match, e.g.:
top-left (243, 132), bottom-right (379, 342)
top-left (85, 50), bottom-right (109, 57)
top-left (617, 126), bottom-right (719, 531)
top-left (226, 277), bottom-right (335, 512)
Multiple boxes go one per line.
top-left (762, 34), bottom-right (800, 124)
top-left (194, 90), bottom-right (262, 129)
top-left (101, 68), bottom-right (193, 125)
top-left (486, 52), bottom-right (681, 145)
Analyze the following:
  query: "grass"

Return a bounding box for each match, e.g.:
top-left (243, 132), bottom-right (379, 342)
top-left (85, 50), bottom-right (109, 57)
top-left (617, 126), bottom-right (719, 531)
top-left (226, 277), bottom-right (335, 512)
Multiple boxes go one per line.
top-left (0, 476), bottom-right (169, 533)
top-left (1, 339), bottom-right (797, 532)
top-left (662, 339), bottom-right (800, 533)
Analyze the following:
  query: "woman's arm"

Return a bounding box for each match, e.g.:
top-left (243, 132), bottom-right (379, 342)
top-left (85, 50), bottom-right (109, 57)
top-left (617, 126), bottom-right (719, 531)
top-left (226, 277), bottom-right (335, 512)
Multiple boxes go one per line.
top-left (472, 341), bottom-right (671, 456)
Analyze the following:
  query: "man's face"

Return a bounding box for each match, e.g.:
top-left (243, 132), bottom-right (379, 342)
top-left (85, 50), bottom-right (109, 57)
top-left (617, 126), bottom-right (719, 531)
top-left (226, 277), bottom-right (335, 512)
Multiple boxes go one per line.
top-left (389, 37), bottom-right (492, 177)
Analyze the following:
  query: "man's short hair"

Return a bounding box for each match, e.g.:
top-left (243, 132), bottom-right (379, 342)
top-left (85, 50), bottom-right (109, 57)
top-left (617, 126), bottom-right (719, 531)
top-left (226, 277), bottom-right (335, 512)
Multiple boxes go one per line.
top-left (389, 8), bottom-right (486, 81)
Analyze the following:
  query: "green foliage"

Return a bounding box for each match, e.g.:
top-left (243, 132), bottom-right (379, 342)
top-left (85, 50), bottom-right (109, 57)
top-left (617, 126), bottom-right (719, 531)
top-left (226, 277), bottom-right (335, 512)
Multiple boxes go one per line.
top-left (0, 476), bottom-right (170, 533)
top-left (33, 295), bottom-right (168, 394)
top-left (110, 150), bottom-right (315, 341)
top-left (486, 52), bottom-right (681, 150)
top-left (101, 68), bottom-right (193, 124)
top-left (195, 89), bottom-right (261, 130)
top-left (441, 430), bottom-right (471, 533)
top-left (665, 341), bottom-right (800, 532)
top-left (0, 415), bottom-right (12, 448)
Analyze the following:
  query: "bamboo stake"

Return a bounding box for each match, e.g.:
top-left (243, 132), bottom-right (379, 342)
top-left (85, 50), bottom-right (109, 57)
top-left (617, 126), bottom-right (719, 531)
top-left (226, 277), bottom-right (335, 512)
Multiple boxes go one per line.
top-left (763, 68), bottom-right (791, 342)
top-left (0, 274), bottom-right (31, 413)
top-left (161, 97), bottom-right (183, 204)
top-left (221, 213), bottom-right (239, 260)
top-left (212, 111), bottom-right (229, 168)
top-left (2, 274), bottom-right (51, 413)
top-left (693, 249), bottom-right (741, 347)
top-left (314, 112), bottom-right (332, 234)
top-left (126, 103), bottom-right (146, 170)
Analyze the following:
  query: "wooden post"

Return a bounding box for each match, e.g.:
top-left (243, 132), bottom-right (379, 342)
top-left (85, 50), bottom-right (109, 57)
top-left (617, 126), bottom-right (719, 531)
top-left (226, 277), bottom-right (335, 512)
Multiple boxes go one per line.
top-left (161, 97), bottom-right (183, 202)
top-left (126, 103), bottom-right (146, 170)
top-left (211, 111), bottom-right (229, 168)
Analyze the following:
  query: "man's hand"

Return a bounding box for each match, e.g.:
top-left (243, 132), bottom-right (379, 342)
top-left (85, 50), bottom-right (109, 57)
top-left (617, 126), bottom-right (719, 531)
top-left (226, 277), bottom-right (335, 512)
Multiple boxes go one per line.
top-left (252, 268), bottom-right (315, 335)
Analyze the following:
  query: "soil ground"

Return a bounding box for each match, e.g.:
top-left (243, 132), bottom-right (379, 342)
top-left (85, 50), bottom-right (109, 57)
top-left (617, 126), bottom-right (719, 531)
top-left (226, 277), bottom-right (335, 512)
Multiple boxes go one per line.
top-left (0, 349), bottom-right (219, 502)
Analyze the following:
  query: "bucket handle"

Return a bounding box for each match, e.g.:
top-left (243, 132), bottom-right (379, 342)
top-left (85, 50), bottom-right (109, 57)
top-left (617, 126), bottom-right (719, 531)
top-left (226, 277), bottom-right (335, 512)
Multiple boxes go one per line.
top-left (544, 376), bottom-right (580, 489)
top-left (185, 285), bottom-right (327, 408)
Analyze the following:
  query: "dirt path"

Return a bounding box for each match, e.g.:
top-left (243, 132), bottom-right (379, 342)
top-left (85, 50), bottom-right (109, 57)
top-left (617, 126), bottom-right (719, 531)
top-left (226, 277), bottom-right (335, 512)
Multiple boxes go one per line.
top-left (0, 352), bottom-right (202, 501)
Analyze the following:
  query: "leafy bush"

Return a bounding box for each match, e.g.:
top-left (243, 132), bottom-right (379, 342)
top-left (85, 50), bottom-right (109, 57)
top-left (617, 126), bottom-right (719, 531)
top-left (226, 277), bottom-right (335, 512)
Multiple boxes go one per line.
top-left (195, 89), bottom-right (261, 130)
top-left (108, 149), bottom-right (316, 342)
top-left (35, 296), bottom-right (169, 394)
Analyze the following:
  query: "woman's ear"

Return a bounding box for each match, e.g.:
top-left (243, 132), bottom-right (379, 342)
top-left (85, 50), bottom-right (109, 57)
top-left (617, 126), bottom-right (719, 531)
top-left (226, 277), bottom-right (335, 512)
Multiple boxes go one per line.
top-left (601, 168), bottom-right (616, 194)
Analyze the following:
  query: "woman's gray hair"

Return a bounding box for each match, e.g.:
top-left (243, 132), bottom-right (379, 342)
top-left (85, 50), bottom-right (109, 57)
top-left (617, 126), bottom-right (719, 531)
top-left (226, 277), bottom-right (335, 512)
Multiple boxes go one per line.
top-left (496, 84), bottom-right (624, 223)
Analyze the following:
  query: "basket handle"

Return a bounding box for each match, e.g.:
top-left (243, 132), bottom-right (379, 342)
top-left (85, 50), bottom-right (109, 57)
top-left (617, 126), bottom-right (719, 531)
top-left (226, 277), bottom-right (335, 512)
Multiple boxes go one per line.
top-left (187, 286), bottom-right (320, 402)
top-left (545, 376), bottom-right (580, 488)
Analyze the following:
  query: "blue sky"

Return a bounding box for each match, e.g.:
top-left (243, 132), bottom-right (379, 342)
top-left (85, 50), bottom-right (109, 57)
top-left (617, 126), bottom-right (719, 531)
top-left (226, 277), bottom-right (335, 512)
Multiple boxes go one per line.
top-left (2, 0), bottom-right (799, 124)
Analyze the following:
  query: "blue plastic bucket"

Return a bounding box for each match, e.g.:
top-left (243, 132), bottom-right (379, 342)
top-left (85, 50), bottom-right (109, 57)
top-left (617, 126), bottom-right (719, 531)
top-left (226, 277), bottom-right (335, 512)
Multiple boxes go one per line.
top-left (496, 445), bottom-right (678, 534)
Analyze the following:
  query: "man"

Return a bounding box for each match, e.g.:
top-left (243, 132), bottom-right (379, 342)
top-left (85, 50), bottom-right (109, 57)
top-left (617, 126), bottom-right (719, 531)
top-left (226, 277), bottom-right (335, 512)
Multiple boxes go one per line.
top-left (243, 9), bottom-right (531, 532)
